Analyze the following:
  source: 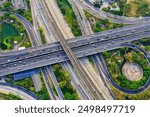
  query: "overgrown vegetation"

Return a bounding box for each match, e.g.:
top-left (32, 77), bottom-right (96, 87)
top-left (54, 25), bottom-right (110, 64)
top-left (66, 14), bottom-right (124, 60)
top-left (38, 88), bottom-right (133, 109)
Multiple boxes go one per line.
top-left (56, 0), bottom-right (82, 36)
top-left (35, 71), bottom-right (50, 100)
top-left (138, 38), bottom-right (150, 51)
top-left (2, 0), bottom-right (13, 11)
top-left (124, 0), bottom-right (150, 17)
top-left (5, 70), bottom-right (50, 100)
top-left (84, 11), bottom-right (124, 32)
top-left (102, 48), bottom-right (150, 90)
top-left (111, 85), bottom-right (150, 100)
top-left (0, 92), bottom-right (22, 100)
top-left (52, 64), bottom-right (80, 100)
top-left (39, 27), bottom-right (46, 44)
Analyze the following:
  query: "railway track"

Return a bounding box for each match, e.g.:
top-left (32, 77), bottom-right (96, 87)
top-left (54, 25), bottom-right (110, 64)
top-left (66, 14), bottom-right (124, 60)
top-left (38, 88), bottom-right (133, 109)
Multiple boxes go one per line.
top-left (69, 0), bottom-right (115, 100)
top-left (40, 0), bottom-right (105, 100)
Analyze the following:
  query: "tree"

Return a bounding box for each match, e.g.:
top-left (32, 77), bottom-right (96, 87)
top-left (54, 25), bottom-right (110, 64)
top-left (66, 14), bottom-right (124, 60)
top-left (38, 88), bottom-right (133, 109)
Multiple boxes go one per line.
top-left (3, 36), bottom-right (14, 49)
top-left (58, 81), bottom-right (67, 89)
top-left (64, 92), bottom-right (75, 100)
top-left (124, 53), bottom-right (132, 62)
top-left (102, 52), bottom-right (111, 58)
top-left (3, 2), bottom-right (12, 11)
top-left (102, 19), bottom-right (110, 25)
top-left (96, 21), bottom-right (101, 28)
top-left (102, 7), bottom-right (109, 12)
top-left (144, 67), bottom-right (150, 78)
top-left (112, 3), bottom-right (117, 8)
top-left (39, 27), bottom-right (46, 44)
top-left (130, 83), bottom-right (138, 90)
top-left (2, 12), bottom-right (10, 20)
top-left (145, 46), bottom-right (150, 51)
top-left (94, 1), bottom-right (101, 8)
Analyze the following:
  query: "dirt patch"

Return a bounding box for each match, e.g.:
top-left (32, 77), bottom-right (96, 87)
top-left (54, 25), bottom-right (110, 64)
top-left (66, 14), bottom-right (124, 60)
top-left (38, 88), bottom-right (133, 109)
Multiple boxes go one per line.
top-left (122, 62), bottom-right (143, 81)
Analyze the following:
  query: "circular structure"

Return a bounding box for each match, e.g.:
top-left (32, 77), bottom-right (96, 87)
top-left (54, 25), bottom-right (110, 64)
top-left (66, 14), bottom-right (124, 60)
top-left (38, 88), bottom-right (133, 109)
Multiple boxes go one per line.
top-left (89, 18), bottom-right (96, 24)
top-left (122, 62), bottom-right (143, 81)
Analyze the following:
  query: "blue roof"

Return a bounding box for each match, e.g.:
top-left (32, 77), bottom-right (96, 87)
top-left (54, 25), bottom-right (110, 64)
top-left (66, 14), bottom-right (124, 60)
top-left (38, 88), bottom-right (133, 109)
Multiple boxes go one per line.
top-left (13, 69), bottom-right (38, 81)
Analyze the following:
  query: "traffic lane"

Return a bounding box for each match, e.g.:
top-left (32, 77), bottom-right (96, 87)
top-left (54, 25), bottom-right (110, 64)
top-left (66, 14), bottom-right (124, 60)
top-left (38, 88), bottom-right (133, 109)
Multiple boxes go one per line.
top-left (96, 50), bottom-right (150, 94)
top-left (68, 24), bottom-right (150, 46)
top-left (15, 14), bottom-right (38, 46)
top-left (1, 20), bottom-right (150, 57)
top-left (1, 28), bottom-right (150, 67)
top-left (77, 0), bottom-right (150, 24)
top-left (46, 66), bottom-right (65, 100)
top-left (0, 42), bottom-right (62, 64)
top-left (0, 23), bottom-right (150, 64)
top-left (0, 82), bottom-right (40, 100)
top-left (1, 30), bottom-right (150, 76)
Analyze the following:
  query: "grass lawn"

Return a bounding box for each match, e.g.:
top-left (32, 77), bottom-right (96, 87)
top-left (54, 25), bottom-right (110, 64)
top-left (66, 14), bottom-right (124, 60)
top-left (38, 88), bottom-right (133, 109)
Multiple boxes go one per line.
top-left (1, 22), bottom-right (19, 39)
top-left (0, 22), bottom-right (21, 49)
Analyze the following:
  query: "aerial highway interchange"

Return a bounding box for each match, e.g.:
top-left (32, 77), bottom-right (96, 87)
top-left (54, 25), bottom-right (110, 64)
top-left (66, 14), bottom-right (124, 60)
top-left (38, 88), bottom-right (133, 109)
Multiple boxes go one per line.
top-left (0, 0), bottom-right (150, 100)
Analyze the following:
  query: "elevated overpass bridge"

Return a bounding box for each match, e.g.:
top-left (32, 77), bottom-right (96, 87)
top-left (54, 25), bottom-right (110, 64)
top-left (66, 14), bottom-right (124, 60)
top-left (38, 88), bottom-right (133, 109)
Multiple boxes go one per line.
top-left (0, 22), bottom-right (150, 77)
